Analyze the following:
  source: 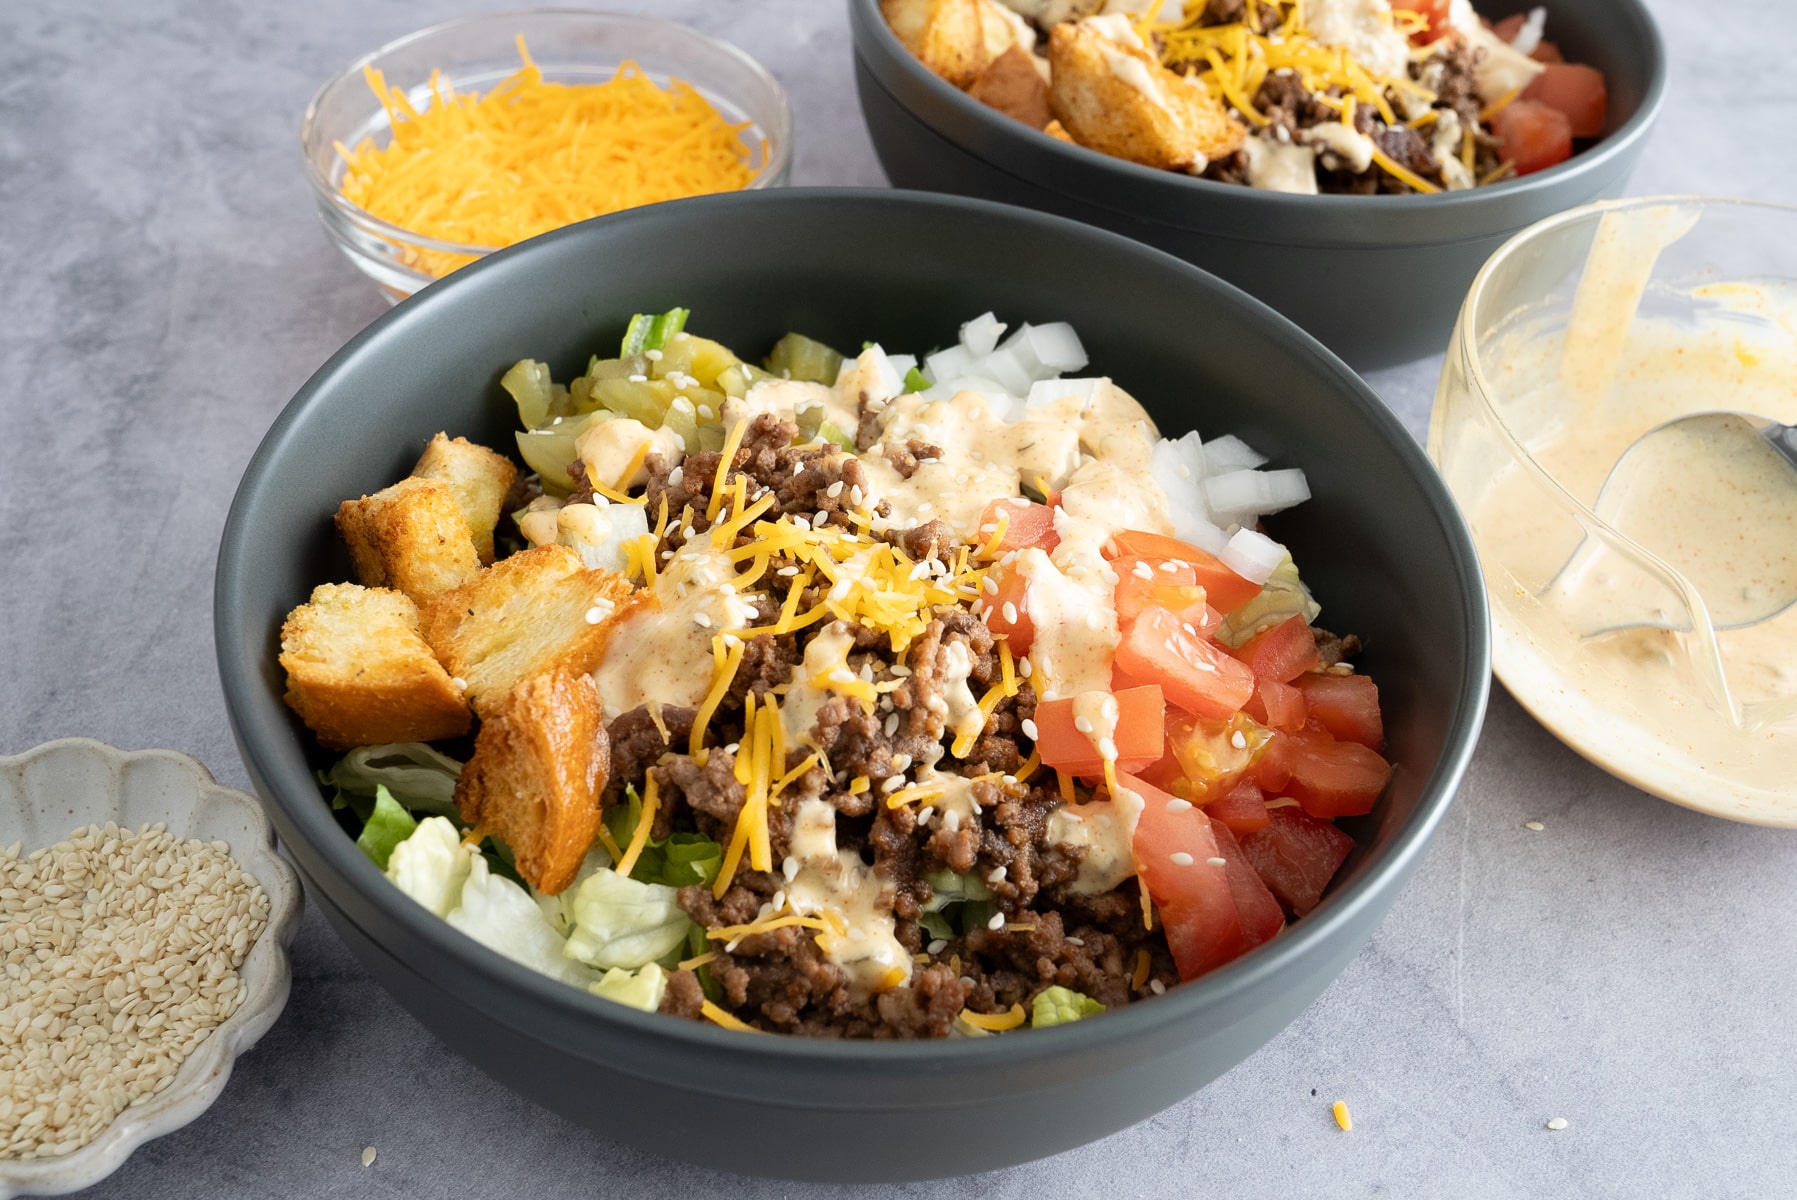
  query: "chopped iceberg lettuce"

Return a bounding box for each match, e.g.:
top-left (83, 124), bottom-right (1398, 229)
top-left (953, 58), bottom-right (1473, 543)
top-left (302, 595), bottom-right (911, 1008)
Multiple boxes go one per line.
top-left (385, 816), bottom-right (473, 917)
top-left (563, 868), bottom-right (692, 971)
top-left (535, 842), bottom-right (614, 936)
top-left (589, 963), bottom-right (669, 1012)
top-left (1217, 554), bottom-right (1322, 646)
top-left (321, 743), bottom-right (462, 820)
top-left (447, 854), bottom-right (596, 987)
top-left (1031, 987), bottom-right (1105, 1028)
top-left (602, 791), bottom-right (722, 888)
top-left (355, 786), bottom-right (418, 870)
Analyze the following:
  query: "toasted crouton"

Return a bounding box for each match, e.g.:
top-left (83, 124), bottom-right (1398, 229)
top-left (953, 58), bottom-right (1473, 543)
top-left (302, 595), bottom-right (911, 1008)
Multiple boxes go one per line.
top-left (975, 0), bottom-right (1031, 59)
top-left (419, 544), bottom-right (648, 717)
top-left (1043, 118), bottom-right (1077, 143)
top-left (1048, 21), bottom-right (1244, 171)
top-left (411, 433), bottom-right (519, 566)
top-left (280, 583), bottom-right (471, 751)
top-left (455, 669), bottom-right (608, 895)
top-left (882, 0), bottom-right (991, 88)
top-left (336, 477), bottom-right (481, 607)
top-left (970, 43), bottom-right (1054, 129)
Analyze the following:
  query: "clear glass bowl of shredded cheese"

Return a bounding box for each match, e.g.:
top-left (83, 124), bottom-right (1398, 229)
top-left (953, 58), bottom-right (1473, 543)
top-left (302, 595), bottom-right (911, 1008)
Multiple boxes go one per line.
top-left (1429, 196), bottom-right (1797, 824)
top-left (301, 10), bottom-right (792, 301)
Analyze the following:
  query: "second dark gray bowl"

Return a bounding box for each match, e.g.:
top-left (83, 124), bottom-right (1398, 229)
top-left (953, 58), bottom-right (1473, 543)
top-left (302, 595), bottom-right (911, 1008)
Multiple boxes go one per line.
top-left (216, 189), bottom-right (1488, 1181)
top-left (850, 0), bottom-right (1665, 371)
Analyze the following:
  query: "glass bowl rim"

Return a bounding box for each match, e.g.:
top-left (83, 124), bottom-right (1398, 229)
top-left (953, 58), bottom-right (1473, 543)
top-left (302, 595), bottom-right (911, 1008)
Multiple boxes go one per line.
top-left (298, 7), bottom-right (795, 260)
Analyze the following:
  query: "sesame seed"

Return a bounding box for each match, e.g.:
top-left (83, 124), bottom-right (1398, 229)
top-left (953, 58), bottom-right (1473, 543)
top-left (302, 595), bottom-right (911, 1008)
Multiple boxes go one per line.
top-left (1546, 1117), bottom-right (1569, 1131)
top-left (927, 939), bottom-right (948, 955)
top-left (629, 373), bottom-right (648, 383)
top-left (917, 806), bottom-right (934, 824)
top-left (881, 776), bottom-right (906, 793)
top-left (891, 753), bottom-right (912, 771)
top-left (826, 481), bottom-right (844, 499)
top-left (1170, 851), bottom-right (1195, 866)
top-left (1230, 731), bottom-right (1248, 750)
top-left (585, 607), bottom-right (606, 625)
top-left (724, 743), bottom-right (741, 754)
top-left (1002, 601), bottom-right (1018, 624)
top-left (777, 565), bottom-right (799, 576)
top-left (1133, 561), bottom-right (1154, 580)
top-left (1524, 820), bottom-right (1545, 831)
top-left (1018, 657), bottom-right (1032, 679)
top-left (682, 525), bottom-right (696, 539)
top-left (782, 856), bottom-right (800, 882)
top-left (987, 912), bottom-right (1006, 931)
top-left (698, 406), bottom-right (715, 420)
top-left (668, 466), bottom-right (684, 486)
top-left (1207, 856), bottom-right (1226, 867)
top-left (1183, 622), bottom-right (1198, 636)
top-left (771, 890), bottom-right (787, 911)
top-left (1074, 716), bottom-right (1094, 734)
top-left (645, 349), bottom-right (663, 361)
top-left (450, 676), bottom-right (467, 689)
top-left (982, 577), bottom-right (999, 595)
top-left (1149, 979), bottom-right (1166, 995)
top-left (362, 1146), bottom-right (378, 1168)
top-left (1166, 797), bottom-right (1192, 812)
top-left (694, 613), bottom-right (712, 627)
top-left (1020, 718), bottom-right (1039, 740)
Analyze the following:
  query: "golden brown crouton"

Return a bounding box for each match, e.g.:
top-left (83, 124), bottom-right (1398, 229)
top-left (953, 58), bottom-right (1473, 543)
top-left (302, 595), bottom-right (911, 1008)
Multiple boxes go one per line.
top-left (1048, 21), bottom-right (1244, 171)
top-left (1043, 118), bottom-right (1077, 143)
top-left (883, 0), bottom-right (990, 89)
top-left (975, 0), bottom-right (1031, 60)
top-left (279, 583), bottom-right (471, 751)
top-left (419, 544), bottom-right (648, 717)
top-left (455, 669), bottom-right (608, 895)
top-left (970, 44), bottom-right (1054, 129)
top-left (336, 477), bottom-right (481, 607)
top-left (411, 433), bottom-right (519, 566)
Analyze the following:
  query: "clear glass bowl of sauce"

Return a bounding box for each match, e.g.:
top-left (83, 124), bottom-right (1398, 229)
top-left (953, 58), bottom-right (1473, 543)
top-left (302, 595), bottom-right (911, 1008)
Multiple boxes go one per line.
top-left (1430, 196), bottom-right (1797, 824)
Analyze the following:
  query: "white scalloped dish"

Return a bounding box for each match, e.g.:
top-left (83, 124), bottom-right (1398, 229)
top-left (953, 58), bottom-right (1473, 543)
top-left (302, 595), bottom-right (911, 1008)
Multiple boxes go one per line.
top-left (0, 739), bottom-right (302, 1199)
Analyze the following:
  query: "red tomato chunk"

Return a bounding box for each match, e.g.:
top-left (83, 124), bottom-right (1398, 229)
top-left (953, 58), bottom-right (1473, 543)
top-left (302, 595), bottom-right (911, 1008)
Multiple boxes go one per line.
top-left (1523, 62), bottom-right (1606, 138)
top-left (1105, 530), bottom-right (1263, 614)
top-left (1116, 606), bottom-right (1256, 721)
top-left (1244, 678), bottom-right (1308, 733)
top-left (976, 497), bottom-right (1059, 555)
top-left (981, 568), bottom-right (1033, 653)
top-left (1034, 686), bottom-right (1165, 778)
top-left (1203, 776), bottom-right (1271, 837)
top-left (1124, 773), bottom-right (1248, 980)
top-left (1238, 806), bottom-right (1356, 918)
top-left (1229, 614), bottom-right (1319, 684)
top-left (1493, 99), bottom-right (1573, 176)
top-left (1295, 673), bottom-right (1384, 750)
top-left (1259, 728), bottom-right (1392, 819)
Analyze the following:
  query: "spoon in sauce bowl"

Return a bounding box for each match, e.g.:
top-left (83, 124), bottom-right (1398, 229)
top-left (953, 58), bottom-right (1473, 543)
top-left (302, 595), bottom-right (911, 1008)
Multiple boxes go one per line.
top-left (1550, 411), bottom-right (1797, 635)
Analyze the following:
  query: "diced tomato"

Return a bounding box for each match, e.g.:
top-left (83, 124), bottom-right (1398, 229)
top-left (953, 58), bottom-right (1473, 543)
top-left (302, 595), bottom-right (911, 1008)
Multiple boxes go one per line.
top-left (1104, 530), bottom-right (1263, 614)
top-left (1294, 673), bottom-right (1384, 750)
top-left (1122, 772), bottom-right (1248, 980)
top-left (1491, 12), bottom-right (1528, 41)
top-left (976, 497), bottom-right (1059, 555)
top-left (981, 567), bottom-right (1033, 654)
top-left (1211, 820), bottom-right (1284, 947)
top-left (1272, 728), bottom-right (1393, 819)
top-left (1522, 62), bottom-right (1606, 138)
top-left (1492, 98), bottom-right (1573, 176)
top-left (1203, 776), bottom-right (1270, 837)
top-left (1403, 0), bottom-right (1453, 44)
top-left (1165, 710), bottom-right (1270, 799)
top-left (1229, 615), bottom-right (1319, 684)
top-left (1243, 678), bottom-right (1308, 733)
top-left (1033, 686), bottom-right (1165, 778)
top-left (1238, 805), bottom-right (1356, 918)
top-left (1111, 554), bottom-right (1216, 632)
top-left (1116, 606), bottom-right (1256, 721)
top-left (1531, 40), bottom-right (1563, 63)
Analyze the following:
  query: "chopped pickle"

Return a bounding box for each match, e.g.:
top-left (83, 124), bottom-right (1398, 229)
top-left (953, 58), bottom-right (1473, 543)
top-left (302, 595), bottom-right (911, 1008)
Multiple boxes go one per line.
top-left (594, 377), bottom-right (675, 427)
top-left (653, 333), bottom-right (741, 391)
top-left (516, 410), bottom-right (612, 494)
top-left (765, 332), bottom-right (845, 386)
top-left (660, 398), bottom-right (701, 456)
top-left (501, 359), bottom-right (555, 430)
top-left (1216, 555), bottom-right (1321, 646)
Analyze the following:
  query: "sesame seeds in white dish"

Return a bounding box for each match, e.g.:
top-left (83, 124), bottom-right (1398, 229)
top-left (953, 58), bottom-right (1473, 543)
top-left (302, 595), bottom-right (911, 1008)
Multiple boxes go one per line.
top-left (0, 739), bottom-right (299, 1197)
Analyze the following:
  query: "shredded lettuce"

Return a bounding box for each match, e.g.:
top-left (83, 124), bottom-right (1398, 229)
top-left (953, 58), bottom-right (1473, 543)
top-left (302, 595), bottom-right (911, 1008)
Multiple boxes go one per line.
top-left (1217, 555), bottom-right (1321, 647)
top-left (923, 869), bottom-right (993, 910)
top-left (603, 791), bottom-right (722, 888)
top-left (385, 816), bottom-right (471, 917)
top-left (535, 842), bottom-right (614, 936)
top-left (918, 911), bottom-right (955, 943)
top-left (321, 743), bottom-right (462, 820)
top-left (447, 854), bottom-right (595, 987)
top-left (1031, 987), bottom-right (1105, 1028)
top-left (355, 786), bottom-right (418, 870)
top-left (563, 868), bottom-right (692, 971)
top-left (589, 963), bottom-right (668, 1012)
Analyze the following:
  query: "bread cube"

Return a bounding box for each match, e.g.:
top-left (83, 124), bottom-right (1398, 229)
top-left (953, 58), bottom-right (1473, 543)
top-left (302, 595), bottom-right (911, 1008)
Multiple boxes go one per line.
top-left (419, 544), bottom-right (648, 717)
top-left (882, 0), bottom-right (990, 89)
top-left (970, 43), bottom-right (1053, 129)
top-left (279, 583), bottom-right (471, 751)
top-left (1048, 21), bottom-right (1244, 171)
top-left (454, 669), bottom-right (608, 895)
top-left (336, 476), bottom-right (481, 606)
top-left (411, 433), bottom-right (519, 565)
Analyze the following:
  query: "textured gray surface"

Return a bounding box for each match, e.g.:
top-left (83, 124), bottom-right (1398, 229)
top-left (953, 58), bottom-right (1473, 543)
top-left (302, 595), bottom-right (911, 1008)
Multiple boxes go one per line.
top-left (0, 0), bottom-right (1792, 1196)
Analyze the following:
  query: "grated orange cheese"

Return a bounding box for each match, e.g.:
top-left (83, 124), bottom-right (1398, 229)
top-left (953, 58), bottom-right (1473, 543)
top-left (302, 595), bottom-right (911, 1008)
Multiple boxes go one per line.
top-left (338, 38), bottom-right (763, 279)
top-left (958, 1004), bottom-right (1027, 1032)
top-left (700, 1000), bottom-right (762, 1032)
top-left (613, 772), bottom-right (659, 877)
top-left (690, 635), bottom-right (745, 760)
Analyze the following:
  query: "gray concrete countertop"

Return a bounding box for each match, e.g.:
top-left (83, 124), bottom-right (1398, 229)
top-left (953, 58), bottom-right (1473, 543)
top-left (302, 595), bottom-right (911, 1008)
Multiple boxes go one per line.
top-left (2, 1), bottom-right (1792, 1196)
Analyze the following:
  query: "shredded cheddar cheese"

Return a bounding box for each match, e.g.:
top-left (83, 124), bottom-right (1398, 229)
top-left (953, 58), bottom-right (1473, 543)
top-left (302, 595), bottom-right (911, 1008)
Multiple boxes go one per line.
top-left (700, 1000), bottom-right (762, 1032)
top-left (613, 773), bottom-right (659, 877)
top-left (958, 1004), bottom-right (1027, 1032)
top-left (337, 38), bottom-right (763, 279)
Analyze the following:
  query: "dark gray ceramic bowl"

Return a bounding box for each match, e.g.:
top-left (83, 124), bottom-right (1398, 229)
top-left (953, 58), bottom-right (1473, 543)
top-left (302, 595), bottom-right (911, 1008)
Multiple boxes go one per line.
top-left (850, 0), bottom-right (1665, 371)
top-left (216, 189), bottom-right (1488, 1182)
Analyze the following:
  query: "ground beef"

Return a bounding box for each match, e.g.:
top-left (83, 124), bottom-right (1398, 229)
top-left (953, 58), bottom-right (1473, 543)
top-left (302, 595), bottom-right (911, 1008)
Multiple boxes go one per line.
top-left (659, 968), bottom-right (706, 1019)
top-left (1312, 626), bottom-right (1363, 666)
top-left (882, 439), bottom-right (941, 480)
top-left (1427, 35), bottom-right (1486, 130)
top-left (602, 704), bottom-right (695, 811)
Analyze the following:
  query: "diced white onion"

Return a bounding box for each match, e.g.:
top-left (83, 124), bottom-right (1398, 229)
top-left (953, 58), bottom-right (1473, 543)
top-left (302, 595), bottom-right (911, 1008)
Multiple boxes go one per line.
top-left (1201, 434), bottom-right (1267, 474)
top-left (1220, 527), bottom-right (1286, 585)
top-left (959, 312), bottom-right (1007, 358)
top-left (972, 345), bottom-right (1035, 396)
top-left (1025, 376), bottom-right (1105, 411)
top-left (860, 345), bottom-right (904, 404)
top-left (924, 344), bottom-right (975, 384)
top-left (887, 353), bottom-right (918, 379)
top-left (1204, 468), bottom-right (1311, 520)
top-left (1150, 432), bottom-right (1235, 553)
top-left (1019, 322), bottom-right (1087, 373)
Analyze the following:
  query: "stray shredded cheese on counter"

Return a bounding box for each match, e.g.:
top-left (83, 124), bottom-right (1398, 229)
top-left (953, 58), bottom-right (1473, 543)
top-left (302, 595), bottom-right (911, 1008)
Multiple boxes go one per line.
top-left (337, 36), bottom-right (764, 278)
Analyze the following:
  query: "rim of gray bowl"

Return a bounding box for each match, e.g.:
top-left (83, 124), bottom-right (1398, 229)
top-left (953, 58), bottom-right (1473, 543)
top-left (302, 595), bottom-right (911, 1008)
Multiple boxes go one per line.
top-left (216, 186), bottom-right (1490, 1078)
top-left (847, 0), bottom-right (1667, 249)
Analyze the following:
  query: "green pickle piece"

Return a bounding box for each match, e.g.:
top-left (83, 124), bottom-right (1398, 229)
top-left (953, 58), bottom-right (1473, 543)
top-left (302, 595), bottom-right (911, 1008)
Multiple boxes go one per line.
top-left (516, 410), bottom-right (613, 494)
top-left (765, 332), bottom-right (845, 386)
top-left (594, 377), bottom-right (675, 427)
top-left (653, 333), bottom-right (742, 391)
top-left (501, 359), bottom-right (555, 429)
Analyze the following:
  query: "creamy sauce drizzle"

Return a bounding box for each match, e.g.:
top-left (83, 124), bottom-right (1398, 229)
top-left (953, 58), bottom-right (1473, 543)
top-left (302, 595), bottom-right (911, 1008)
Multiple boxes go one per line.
top-left (1243, 135), bottom-right (1319, 195)
top-left (592, 543), bottom-right (758, 719)
top-left (1045, 787), bottom-right (1144, 894)
top-left (778, 621), bottom-right (860, 751)
top-left (786, 798), bottom-right (911, 994)
top-left (1445, 205), bottom-right (1797, 818)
